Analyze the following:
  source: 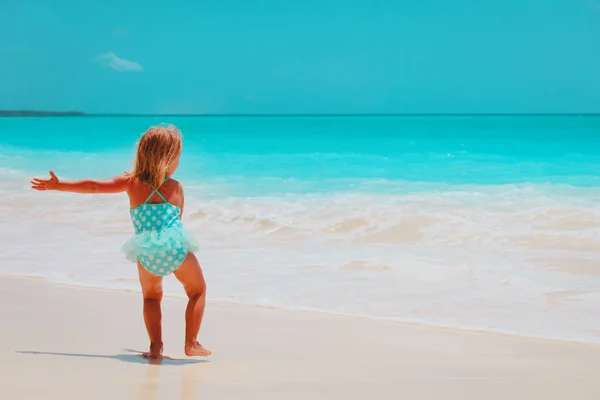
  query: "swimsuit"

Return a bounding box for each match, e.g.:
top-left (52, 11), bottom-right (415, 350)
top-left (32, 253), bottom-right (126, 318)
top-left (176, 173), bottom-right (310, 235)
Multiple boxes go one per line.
top-left (121, 178), bottom-right (199, 276)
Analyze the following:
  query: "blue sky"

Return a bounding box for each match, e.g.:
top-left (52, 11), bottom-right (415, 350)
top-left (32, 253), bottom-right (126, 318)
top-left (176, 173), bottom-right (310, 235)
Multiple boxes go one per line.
top-left (2, 0), bottom-right (600, 114)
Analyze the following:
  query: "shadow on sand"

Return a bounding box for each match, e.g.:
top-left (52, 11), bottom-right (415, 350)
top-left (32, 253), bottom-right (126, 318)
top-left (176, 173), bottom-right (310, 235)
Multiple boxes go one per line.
top-left (16, 349), bottom-right (207, 366)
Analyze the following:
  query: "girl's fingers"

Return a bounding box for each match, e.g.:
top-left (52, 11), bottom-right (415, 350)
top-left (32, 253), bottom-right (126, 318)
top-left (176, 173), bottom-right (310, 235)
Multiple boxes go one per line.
top-left (30, 180), bottom-right (47, 189)
top-left (30, 174), bottom-right (54, 190)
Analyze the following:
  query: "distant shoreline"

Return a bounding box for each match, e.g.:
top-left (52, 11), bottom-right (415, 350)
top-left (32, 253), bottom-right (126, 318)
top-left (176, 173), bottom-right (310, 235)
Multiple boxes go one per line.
top-left (0, 110), bottom-right (86, 116)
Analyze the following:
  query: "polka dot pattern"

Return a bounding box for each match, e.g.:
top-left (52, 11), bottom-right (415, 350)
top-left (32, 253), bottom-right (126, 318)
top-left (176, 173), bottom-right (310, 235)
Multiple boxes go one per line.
top-left (138, 247), bottom-right (188, 276)
top-left (129, 200), bottom-right (188, 276)
top-left (130, 203), bottom-right (181, 234)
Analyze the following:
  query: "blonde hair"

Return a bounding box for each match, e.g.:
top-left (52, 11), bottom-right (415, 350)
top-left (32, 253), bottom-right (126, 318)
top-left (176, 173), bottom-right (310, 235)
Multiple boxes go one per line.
top-left (129, 124), bottom-right (182, 188)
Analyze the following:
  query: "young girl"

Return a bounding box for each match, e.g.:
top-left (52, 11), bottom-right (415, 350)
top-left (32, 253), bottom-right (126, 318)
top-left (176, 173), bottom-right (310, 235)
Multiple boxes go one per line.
top-left (30, 124), bottom-right (211, 359)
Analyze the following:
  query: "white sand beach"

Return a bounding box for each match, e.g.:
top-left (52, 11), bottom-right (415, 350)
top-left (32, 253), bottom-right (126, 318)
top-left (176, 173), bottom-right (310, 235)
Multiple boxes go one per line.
top-left (1, 276), bottom-right (599, 399)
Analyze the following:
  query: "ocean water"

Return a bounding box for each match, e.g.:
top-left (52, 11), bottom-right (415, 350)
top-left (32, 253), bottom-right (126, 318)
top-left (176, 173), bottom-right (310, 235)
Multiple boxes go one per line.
top-left (2, 115), bottom-right (600, 343)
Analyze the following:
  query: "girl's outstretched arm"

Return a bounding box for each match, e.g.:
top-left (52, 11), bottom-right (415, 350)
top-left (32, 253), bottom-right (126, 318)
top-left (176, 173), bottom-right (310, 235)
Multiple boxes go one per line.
top-left (31, 171), bottom-right (129, 194)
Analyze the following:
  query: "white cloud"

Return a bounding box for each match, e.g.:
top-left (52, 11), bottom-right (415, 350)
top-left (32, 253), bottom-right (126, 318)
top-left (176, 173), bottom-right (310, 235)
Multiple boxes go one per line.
top-left (96, 52), bottom-right (143, 72)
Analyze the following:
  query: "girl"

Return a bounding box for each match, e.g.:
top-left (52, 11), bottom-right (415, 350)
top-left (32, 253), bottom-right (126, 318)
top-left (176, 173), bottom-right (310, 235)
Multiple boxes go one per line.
top-left (30, 124), bottom-right (211, 359)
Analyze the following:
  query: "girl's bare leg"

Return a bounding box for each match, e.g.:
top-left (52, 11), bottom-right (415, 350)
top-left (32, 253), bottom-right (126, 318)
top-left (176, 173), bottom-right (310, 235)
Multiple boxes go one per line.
top-left (137, 263), bottom-right (164, 359)
top-left (173, 253), bottom-right (211, 356)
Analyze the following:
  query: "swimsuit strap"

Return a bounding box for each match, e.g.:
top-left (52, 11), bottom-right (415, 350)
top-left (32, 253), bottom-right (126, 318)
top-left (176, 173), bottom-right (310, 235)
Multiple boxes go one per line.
top-left (142, 177), bottom-right (171, 204)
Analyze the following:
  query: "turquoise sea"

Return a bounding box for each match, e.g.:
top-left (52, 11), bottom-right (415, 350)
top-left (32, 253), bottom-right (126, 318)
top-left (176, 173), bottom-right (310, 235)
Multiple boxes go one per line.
top-left (2, 115), bottom-right (600, 342)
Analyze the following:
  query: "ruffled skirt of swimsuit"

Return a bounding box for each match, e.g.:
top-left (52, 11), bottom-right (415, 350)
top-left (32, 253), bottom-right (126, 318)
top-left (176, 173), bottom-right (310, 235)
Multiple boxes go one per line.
top-left (121, 226), bottom-right (199, 276)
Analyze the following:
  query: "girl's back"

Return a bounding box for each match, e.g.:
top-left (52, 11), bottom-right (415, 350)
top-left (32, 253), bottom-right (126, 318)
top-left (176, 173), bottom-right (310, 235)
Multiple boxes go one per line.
top-left (127, 177), bottom-right (184, 210)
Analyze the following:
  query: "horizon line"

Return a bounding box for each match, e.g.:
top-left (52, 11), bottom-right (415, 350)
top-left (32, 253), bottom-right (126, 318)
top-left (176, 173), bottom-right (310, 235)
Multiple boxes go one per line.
top-left (93, 113), bottom-right (600, 117)
top-left (3, 111), bottom-right (600, 117)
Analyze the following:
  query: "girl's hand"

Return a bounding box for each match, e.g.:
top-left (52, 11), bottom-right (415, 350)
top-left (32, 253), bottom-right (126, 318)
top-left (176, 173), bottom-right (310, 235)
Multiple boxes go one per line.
top-left (31, 171), bottom-right (60, 191)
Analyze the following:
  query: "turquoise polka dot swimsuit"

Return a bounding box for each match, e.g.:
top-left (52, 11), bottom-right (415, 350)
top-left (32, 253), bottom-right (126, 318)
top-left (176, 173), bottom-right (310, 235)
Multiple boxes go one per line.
top-left (121, 178), bottom-right (199, 276)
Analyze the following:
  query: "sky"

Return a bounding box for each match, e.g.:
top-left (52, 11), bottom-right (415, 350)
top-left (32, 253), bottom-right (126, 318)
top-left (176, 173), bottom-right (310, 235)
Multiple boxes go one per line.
top-left (2, 0), bottom-right (600, 114)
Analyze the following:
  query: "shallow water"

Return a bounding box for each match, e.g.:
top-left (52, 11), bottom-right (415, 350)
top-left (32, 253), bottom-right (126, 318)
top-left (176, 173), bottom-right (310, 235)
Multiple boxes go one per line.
top-left (2, 115), bottom-right (600, 342)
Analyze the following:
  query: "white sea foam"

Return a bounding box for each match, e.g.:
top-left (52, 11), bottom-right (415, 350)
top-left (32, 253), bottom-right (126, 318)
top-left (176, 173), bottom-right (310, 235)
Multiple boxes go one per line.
top-left (3, 167), bottom-right (600, 343)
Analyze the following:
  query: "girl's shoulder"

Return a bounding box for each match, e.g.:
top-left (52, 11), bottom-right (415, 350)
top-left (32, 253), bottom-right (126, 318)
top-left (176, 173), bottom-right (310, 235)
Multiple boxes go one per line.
top-left (164, 177), bottom-right (183, 191)
top-left (126, 175), bottom-right (182, 189)
top-left (166, 176), bottom-right (181, 185)
top-left (126, 176), bottom-right (184, 207)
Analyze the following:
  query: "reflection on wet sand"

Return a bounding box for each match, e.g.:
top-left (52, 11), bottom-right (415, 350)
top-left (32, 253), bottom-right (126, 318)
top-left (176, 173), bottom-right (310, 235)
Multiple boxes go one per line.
top-left (135, 361), bottom-right (200, 400)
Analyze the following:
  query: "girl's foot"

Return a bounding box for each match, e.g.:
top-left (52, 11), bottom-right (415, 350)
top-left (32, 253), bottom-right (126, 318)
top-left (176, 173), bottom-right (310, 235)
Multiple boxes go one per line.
top-left (142, 342), bottom-right (163, 359)
top-left (185, 342), bottom-right (211, 357)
